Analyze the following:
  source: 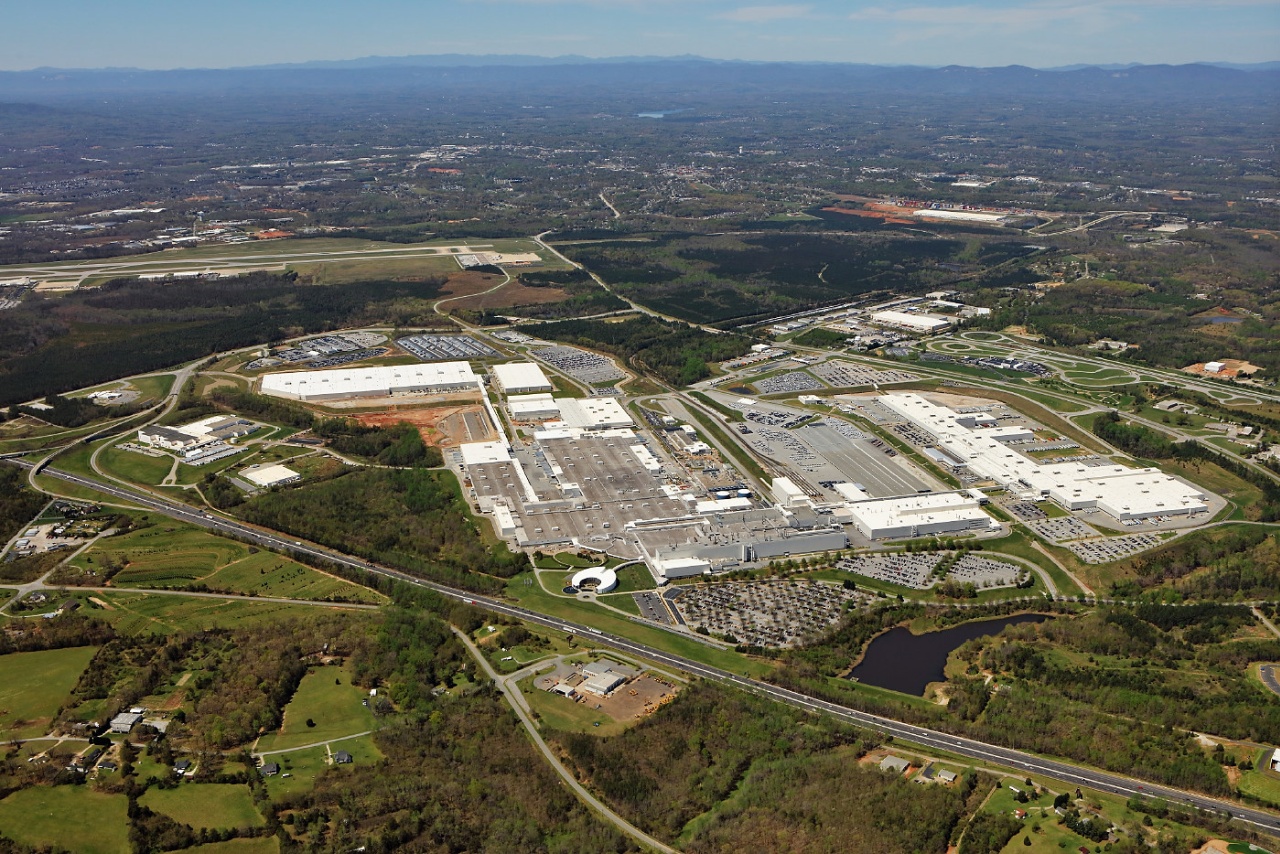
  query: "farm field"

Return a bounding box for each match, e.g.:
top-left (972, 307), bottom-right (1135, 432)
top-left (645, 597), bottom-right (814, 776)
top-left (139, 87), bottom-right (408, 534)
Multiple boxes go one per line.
top-left (255, 663), bottom-right (376, 752)
top-left (0, 646), bottom-right (98, 739)
top-left (0, 786), bottom-right (130, 854)
top-left (140, 784), bottom-right (265, 831)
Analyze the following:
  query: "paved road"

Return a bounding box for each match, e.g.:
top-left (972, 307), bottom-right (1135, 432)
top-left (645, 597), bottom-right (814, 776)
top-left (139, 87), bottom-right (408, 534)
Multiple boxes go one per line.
top-left (453, 629), bottom-right (677, 854)
top-left (254, 730), bottom-right (375, 758)
top-left (8, 459), bottom-right (1279, 834)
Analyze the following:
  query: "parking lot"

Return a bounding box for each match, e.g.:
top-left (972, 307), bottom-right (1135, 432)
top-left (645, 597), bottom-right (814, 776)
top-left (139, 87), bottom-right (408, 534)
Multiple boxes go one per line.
top-left (533, 345), bottom-right (626, 385)
top-left (1029, 517), bottom-right (1099, 544)
top-left (1066, 532), bottom-right (1167, 563)
top-left (837, 553), bottom-right (940, 588)
top-left (836, 553), bottom-right (1021, 590)
top-left (397, 334), bottom-right (499, 361)
top-left (811, 361), bottom-right (919, 387)
top-left (754, 371), bottom-right (825, 394)
top-left (672, 580), bottom-right (865, 647)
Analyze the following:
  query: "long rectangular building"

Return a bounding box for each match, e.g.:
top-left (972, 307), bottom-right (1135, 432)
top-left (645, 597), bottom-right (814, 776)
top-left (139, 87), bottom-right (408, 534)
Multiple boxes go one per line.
top-left (879, 393), bottom-right (1208, 521)
top-left (846, 492), bottom-right (997, 540)
top-left (260, 362), bottom-right (477, 401)
top-left (870, 310), bottom-right (952, 334)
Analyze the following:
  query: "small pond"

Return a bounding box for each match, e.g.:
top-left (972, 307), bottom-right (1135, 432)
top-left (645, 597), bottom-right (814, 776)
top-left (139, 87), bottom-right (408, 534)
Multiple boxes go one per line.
top-left (848, 614), bottom-right (1051, 696)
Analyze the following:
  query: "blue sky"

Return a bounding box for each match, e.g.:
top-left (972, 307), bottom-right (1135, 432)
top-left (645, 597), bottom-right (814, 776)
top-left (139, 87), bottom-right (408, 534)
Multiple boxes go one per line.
top-left (3, 0), bottom-right (1276, 71)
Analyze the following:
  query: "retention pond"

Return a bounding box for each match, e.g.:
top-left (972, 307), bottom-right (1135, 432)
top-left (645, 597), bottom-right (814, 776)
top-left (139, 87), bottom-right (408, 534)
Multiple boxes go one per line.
top-left (848, 613), bottom-right (1051, 696)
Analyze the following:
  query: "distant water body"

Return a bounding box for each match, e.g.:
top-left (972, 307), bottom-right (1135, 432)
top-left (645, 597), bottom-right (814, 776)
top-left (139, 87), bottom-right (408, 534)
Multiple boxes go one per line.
top-left (637, 109), bottom-right (689, 118)
top-left (848, 614), bottom-right (1052, 696)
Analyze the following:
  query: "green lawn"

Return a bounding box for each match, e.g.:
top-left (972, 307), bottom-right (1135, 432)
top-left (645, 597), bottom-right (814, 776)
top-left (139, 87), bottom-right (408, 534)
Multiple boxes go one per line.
top-left (0, 786), bottom-right (130, 854)
top-left (140, 784), bottom-right (264, 830)
top-left (99, 444), bottom-right (174, 485)
top-left (0, 647), bottom-right (99, 739)
top-left (262, 734), bottom-right (382, 799)
top-left (1238, 767), bottom-right (1280, 807)
top-left (90, 591), bottom-right (373, 636)
top-left (255, 663), bottom-right (375, 752)
top-left (73, 522), bottom-right (381, 603)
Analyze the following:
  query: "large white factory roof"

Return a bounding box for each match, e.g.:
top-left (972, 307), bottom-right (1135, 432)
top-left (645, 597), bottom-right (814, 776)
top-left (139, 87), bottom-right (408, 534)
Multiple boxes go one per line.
top-left (260, 362), bottom-right (477, 399)
top-left (492, 362), bottom-right (552, 393)
top-left (879, 393), bottom-right (1208, 521)
top-left (870, 310), bottom-right (952, 334)
top-left (241, 464), bottom-right (300, 488)
top-left (556, 397), bottom-right (633, 430)
top-left (508, 393), bottom-right (561, 419)
top-left (847, 492), bottom-right (996, 538)
top-left (460, 441), bottom-right (512, 466)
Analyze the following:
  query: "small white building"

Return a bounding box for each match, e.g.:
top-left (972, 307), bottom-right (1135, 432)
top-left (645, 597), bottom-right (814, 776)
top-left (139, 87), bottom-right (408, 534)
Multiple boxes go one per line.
top-left (241, 464), bottom-right (300, 489)
top-left (1204, 361), bottom-right (1226, 374)
top-left (653, 556), bottom-right (710, 582)
top-left (507, 393), bottom-right (561, 421)
top-left (771, 477), bottom-right (810, 509)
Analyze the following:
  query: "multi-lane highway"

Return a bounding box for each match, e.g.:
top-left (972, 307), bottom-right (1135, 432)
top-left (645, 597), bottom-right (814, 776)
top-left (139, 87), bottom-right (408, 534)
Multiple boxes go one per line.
top-left (9, 458), bottom-right (1280, 834)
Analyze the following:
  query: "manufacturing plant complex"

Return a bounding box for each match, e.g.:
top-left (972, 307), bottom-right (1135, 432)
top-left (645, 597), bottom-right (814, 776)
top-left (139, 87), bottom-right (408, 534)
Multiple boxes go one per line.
top-left (245, 348), bottom-right (1211, 584)
top-left (878, 393), bottom-right (1209, 520)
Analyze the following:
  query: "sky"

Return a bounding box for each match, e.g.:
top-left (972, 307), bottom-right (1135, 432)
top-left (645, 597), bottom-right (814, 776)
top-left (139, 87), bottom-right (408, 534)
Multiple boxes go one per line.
top-left (2, 0), bottom-right (1277, 71)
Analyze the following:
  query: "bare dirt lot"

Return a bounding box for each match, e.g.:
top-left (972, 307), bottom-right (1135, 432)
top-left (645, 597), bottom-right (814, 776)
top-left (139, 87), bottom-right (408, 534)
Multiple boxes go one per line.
top-left (352, 404), bottom-right (493, 447)
top-left (594, 674), bottom-right (679, 721)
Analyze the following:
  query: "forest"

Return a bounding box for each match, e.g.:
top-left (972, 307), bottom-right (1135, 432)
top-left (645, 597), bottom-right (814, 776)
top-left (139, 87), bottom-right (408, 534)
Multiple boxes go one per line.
top-left (520, 315), bottom-right (751, 386)
top-left (0, 273), bottom-right (449, 407)
top-left (550, 681), bottom-right (981, 852)
top-left (234, 468), bottom-right (527, 593)
top-left (767, 601), bottom-right (1276, 796)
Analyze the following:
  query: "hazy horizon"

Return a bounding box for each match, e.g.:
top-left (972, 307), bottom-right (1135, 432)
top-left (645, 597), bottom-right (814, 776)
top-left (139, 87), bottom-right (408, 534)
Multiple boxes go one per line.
top-left (4, 0), bottom-right (1277, 73)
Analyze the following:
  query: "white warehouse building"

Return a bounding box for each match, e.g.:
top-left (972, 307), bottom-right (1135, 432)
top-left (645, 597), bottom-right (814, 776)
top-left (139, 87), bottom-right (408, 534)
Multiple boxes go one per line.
top-left (492, 362), bottom-right (553, 395)
top-left (870, 310), bottom-right (952, 335)
top-left (260, 363), bottom-right (477, 401)
top-left (878, 393), bottom-right (1209, 521)
top-left (847, 492), bottom-right (998, 540)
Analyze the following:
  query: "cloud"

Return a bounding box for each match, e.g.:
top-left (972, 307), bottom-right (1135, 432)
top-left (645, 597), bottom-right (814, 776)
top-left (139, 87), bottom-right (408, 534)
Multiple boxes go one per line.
top-left (716, 4), bottom-right (813, 23)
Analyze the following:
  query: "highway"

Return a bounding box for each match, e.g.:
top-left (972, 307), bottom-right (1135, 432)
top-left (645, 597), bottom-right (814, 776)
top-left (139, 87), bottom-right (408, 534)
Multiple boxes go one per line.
top-left (9, 458), bottom-right (1280, 835)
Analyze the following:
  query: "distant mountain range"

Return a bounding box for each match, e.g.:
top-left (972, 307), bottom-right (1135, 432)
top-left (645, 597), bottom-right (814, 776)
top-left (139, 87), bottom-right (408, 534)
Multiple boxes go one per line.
top-left (2, 57), bottom-right (1276, 103)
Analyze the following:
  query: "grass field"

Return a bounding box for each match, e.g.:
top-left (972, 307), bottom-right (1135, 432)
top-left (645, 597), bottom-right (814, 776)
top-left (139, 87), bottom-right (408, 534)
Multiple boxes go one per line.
top-left (90, 591), bottom-right (373, 635)
top-left (99, 444), bottom-right (173, 485)
top-left (0, 646), bottom-right (98, 739)
top-left (262, 734), bottom-right (382, 799)
top-left (1239, 767), bottom-right (1280, 807)
top-left (291, 254), bottom-right (460, 284)
top-left (140, 784), bottom-right (264, 830)
top-left (255, 663), bottom-right (375, 752)
top-left (73, 522), bottom-right (382, 603)
top-left (0, 786), bottom-right (130, 854)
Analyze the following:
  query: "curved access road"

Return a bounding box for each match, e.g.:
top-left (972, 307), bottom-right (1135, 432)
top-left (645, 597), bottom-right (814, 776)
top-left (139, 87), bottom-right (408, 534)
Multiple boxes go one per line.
top-left (8, 458), bottom-right (1279, 835)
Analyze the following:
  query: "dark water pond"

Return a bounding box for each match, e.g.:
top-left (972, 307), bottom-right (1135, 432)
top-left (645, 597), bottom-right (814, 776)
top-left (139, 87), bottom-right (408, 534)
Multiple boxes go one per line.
top-left (1203, 316), bottom-right (1243, 324)
top-left (848, 614), bottom-right (1051, 696)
